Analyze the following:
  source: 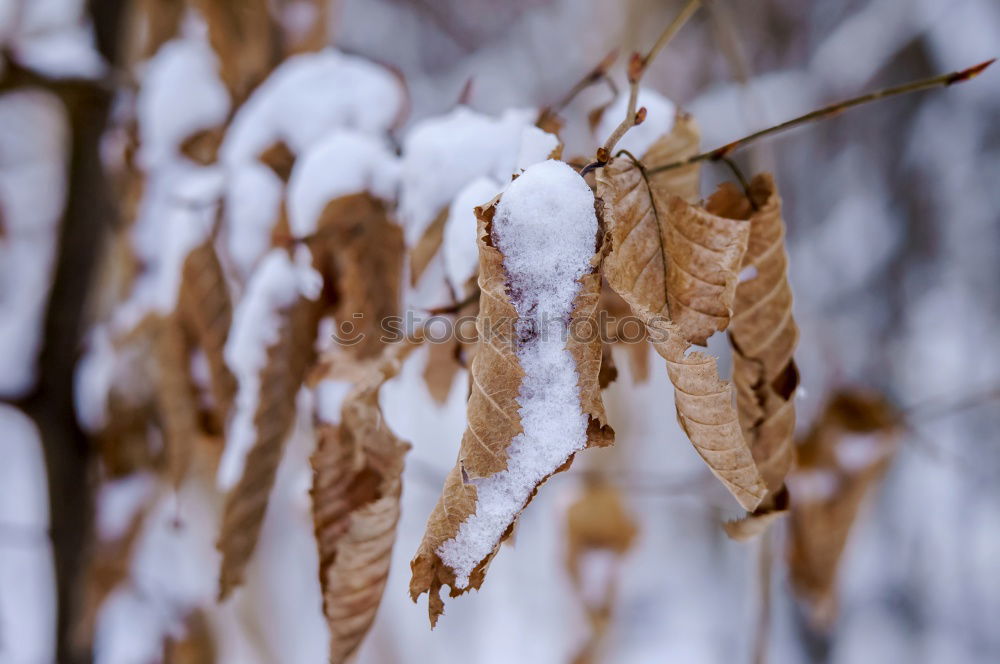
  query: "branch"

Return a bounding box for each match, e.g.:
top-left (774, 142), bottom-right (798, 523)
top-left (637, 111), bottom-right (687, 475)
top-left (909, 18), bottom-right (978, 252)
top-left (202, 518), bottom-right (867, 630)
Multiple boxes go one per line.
top-left (647, 58), bottom-right (996, 174)
top-left (598, 0), bottom-right (702, 158)
top-left (548, 48), bottom-right (619, 115)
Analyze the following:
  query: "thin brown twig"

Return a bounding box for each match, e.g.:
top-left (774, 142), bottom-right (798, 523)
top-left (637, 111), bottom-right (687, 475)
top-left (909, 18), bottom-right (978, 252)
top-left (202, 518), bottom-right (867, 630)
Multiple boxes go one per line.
top-left (548, 48), bottom-right (619, 115)
top-left (598, 0), bottom-right (702, 158)
top-left (752, 530), bottom-right (773, 664)
top-left (647, 58), bottom-right (996, 174)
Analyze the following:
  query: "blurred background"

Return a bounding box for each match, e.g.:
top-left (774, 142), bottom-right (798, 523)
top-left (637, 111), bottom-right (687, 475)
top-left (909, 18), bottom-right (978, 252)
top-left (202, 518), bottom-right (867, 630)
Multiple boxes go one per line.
top-left (1, 0), bottom-right (998, 662)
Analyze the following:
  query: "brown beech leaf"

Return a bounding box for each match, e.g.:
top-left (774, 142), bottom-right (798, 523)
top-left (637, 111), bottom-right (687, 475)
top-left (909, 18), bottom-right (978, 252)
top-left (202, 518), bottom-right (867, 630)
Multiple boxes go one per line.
top-left (642, 112), bottom-right (701, 204)
top-left (312, 339), bottom-right (419, 664)
top-left (178, 240), bottom-right (237, 429)
top-left (217, 294), bottom-right (319, 598)
top-left (131, 0), bottom-right (185, 61)
top-left (596, 159), bottom-right (766, 511)
top-left (179, 126), bottom-right (225, 166)
top-left (164, 610), bottom-right (215, 664)
top-left (723, 174), bottom-right (800, 537)
top-left (787, 390), bottom-right (899, 628)
top-left (192, 0), bottom-right (276, 102)
top-left (599, 282), bottom-right (649, 383)
top-left (409, 207), bottom-right (447, 286)
top-left (565, 480), bottom-right (638, 664)
top-left (410, 172), bottom-right (614, 627)
top-left (95, 316), bottom-right (162, 476)
top-left (154, 314), bottom-right (201, 486)
top-left (258, 140), bottom-right (296, 182)
top-left (311, 193), bottom-right (404, 359)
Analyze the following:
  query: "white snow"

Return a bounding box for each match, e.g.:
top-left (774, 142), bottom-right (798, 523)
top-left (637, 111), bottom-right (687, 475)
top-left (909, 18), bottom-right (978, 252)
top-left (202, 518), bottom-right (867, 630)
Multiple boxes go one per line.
top-left (398, 106), bottom-right (536, 245)
top-left (220, 49), bottom-right (405, 167)
top-left (95, 472), bottom-right (157, 541)
top-left (136, 37), bottom-right (230, 170)
top-left (218, 248), bottom-right (322, 490)
top-left (442, 176), bottom-right (501, 295)
top-left (515, 125), bottom-right (560, 172)
top-left (437, 160), bottom-right (598, 588)
top-left (222, 162), bottom-right (284, 280)
top-left (127, 163), bottom-right (223, 317)
top-left (286, 130), bottom-right (400, 237)
top-left (315, 379), bottom-right (353, 425)
top-left (0, 88), bottom-right (69, 397)
top-left (0, 404), bottom-right (56, 664)
top-left (595, 87), bottom-right (676, 158)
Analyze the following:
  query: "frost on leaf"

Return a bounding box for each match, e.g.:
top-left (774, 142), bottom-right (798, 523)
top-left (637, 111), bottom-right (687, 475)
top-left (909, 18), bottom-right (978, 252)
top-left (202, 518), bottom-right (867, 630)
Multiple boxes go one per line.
top-left (410, 160), bottom-right (614, 626)
top-left (786, 390), bottom-right (899, 628)
top-left (597, 157), bottom-right (768, 512)
top-left (723, 174), bottom-right (800, 539)
top-left (311, 340), bottom-right (417, 664)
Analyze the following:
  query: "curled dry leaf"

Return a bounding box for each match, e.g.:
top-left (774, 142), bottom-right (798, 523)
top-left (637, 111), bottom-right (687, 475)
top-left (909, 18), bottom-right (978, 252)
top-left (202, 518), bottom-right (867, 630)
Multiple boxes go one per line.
top-left (97, 315), bottom-right (162, 475)
top-left (597, 158), bottom-right (767, 511)
top-left (598, 113), bottom-right (702, 383)
top-left (411, 163), bottom-right (614, 626)
top-left (311, 192), bottom-right (404, 359)
top-left (178, 240), bottom-right (238, 429)
top-left (179, 126), bottom-right (226, 166)
top-left (724, 174), bottom-right (800, 538)
top-left (258, 140), bottom-right (296, 182)
top-left (565, 480), bottom-right (638, 664)
top-left (787, 389), bottom-right (899, 628)
top-left (192, 0), bottom-right (276, 102)
top-left (312, 339), bottom-right (420, 664)
top-left (164, 610), bottom-right (215, 664)
top-left (642, 112), bottom-right (701, 204)
top-left (155, 314), bottom-right (201, 486)
top-left (217, 294), bottom-right (319, 598)
top-left (409, 207), bottom-right (447, 286)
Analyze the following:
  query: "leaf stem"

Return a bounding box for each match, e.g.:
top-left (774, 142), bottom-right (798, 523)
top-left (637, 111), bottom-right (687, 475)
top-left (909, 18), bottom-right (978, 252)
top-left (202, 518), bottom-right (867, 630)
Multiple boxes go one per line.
top-left (599, 0), bottom-right (702, 157)
top-left (647, 58), bottom-right (996, 174)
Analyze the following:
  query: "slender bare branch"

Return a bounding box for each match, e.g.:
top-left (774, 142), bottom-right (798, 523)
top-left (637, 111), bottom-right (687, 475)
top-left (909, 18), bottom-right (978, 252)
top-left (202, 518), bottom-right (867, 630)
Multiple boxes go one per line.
top-left (647, 58), bottom-right (996, 174)
top-left (599, 0), bottom-right (702, 158)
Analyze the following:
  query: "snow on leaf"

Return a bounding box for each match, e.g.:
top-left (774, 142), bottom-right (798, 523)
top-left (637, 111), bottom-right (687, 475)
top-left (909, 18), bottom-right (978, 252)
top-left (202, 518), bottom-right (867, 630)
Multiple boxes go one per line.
top-left (410, 160), bottom-right (613, 626)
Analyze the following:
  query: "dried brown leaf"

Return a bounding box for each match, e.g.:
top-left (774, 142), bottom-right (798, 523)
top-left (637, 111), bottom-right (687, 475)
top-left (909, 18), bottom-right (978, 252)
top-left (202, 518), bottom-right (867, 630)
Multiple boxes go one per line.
top-left (258, 140), bottom-right (295, 182)
top-left (155, 314), bottom-right (201, 486)
top-left (312, 340), bottom-right (419, 664)
top-left (597, 158), bottom-right (766, 511)
top-left (565, 480), bottom-right (637, 664)
top-left (164, 610), bottom-right (215, 664)
top-left (192, 0), bottom-right (276, 102)
top-left (410, 193), bottom-right (614, 626)
top-left (179, 126), bottom-right (225, 166)
top-left (408, 207), bottom-right (447, 286)
top-left (178, 240), bottom-right (237, 429)
top-left (787, 390), bottom-right (899, 628)
top-left (641, 112), bottom-right (701, 204)
top-left (724, 174), bottom-right (800, 536)
top-left (312, 193), bottom-right (404, 359)
top-left (217, 294), bottom-right (319, 598)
